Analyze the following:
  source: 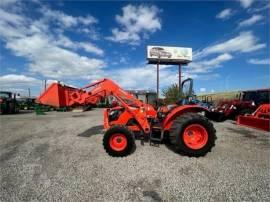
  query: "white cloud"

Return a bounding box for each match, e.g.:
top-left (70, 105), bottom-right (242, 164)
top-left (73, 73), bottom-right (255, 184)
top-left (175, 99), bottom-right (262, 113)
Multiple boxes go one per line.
top-left (251, 2), bottom-right (270, 12)
top-left (216, 9), bottom-right (234, 20)
top-left (0, 8), bottom-right (26, 28)
top-left (187, 53), bottom-right (233, 74)
top-left (238, 14), bottom-right (263, 27)
top-left (7, 67), bottom-right (17, 72)
top-left (0, 74), bottom-right (40, 84)
top-left (78, 15), bottom-right (98, 25)
top-left (89, 63), bottom-right (219, 91)
top-left (239, 0), bottom-right (254, 8)
top-left (247, 58), bottom-right (270, 65)
top-left (200, 88), bottom-right (206, 92)
top-left (195, 31), bottom-right (266, 59)
top-left (0, 74), bottom-right (42, 94)
top-left (201, 53), bottom-right (233, 66)
top-left (54, 35), bottom-right (103, 56)
top-left (4, 34), bottom-right (105, 79)
top-left (78, 27), bottom-right (100, 40)
top-left (0, 4), bottom-right (105, 80)
top-left (78, 42), bottom-right (104, 56)
top-left (119, 57), bottom-right (127, 64)
top-left (85, 64), bottom-right (182, 90)
top-left (0, 0), bottom-right (18, 7)
top-left (106, 4), bottom-right (161, 45)
top-left (40, 6), bottom-right (98, 29)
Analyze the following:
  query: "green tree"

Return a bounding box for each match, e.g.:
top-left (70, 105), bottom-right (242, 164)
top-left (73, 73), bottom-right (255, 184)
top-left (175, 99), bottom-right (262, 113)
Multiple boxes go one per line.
top-left (162, 80), bottom-right (195, 104)
top-left (162, 83), bottom-right (182, 104)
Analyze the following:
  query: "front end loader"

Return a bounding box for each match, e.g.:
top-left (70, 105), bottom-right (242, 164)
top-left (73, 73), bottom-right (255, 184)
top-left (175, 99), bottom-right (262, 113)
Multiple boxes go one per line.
top-left (237, 104), bottom-right (270, 131)
top-left (37, 78), bottom-right (216, 157)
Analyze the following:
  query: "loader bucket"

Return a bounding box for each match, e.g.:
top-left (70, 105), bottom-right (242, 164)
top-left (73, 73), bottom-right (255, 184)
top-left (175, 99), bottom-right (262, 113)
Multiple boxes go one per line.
top-left (237, 115), bottom-right (270, 131)
top-left (37, 83), bottom-right (78, 108)
top-left (237, 104), bottom-right (270, 132)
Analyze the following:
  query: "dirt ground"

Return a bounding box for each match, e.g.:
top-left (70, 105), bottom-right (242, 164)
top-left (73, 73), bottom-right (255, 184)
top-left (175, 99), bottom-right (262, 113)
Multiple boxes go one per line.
top-left (0, 109), bottom-right (269, 201)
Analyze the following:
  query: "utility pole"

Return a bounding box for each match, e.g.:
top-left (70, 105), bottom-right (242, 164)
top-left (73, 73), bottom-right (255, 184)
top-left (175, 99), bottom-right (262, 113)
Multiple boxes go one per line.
top-left (179, 64), bottom-right (182, 98)
top-left (156, 55), bottom-right (161, 106)
top-left (44, 80), bottom-right (47, 91)
top-left (157, 61), bottom-right (159, 101)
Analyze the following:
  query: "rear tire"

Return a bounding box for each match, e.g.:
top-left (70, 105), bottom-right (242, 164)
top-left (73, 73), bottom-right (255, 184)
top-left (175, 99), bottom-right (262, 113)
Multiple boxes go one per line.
top-left (169, 113), bottom-right (216, 157)
top-left (103, 125), bottom-right (135, 157)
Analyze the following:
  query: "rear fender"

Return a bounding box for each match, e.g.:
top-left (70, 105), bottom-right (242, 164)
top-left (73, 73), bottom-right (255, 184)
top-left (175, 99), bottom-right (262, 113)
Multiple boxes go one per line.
top-left (162, 105), bottom-right (208, 130)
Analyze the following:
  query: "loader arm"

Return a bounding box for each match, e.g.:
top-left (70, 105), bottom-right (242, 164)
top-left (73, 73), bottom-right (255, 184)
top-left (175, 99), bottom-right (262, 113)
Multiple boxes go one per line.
top-left (38, 78), bottom-right (142, 107)
top-left (37, 78), bottom-right (153, 133)
top-left (64, 78), bottom-right (145, 111)
top-left (71, 78), bottom-right (153, 133)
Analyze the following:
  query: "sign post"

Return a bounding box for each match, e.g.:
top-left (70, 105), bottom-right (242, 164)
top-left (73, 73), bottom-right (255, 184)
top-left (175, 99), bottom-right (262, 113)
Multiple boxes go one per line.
top-left (146, 45), bottom-right (192, 100)
top-left (179, 64), bottom-right (182, 97)
top-left (157, 61), bottom-right (159, 101)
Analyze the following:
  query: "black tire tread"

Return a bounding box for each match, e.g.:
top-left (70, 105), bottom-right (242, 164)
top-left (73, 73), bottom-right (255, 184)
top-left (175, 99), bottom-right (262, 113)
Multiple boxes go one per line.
top-left (103, 125), bottom-right (135, 157)
top-left (169, 113), bottom-right (217, 157)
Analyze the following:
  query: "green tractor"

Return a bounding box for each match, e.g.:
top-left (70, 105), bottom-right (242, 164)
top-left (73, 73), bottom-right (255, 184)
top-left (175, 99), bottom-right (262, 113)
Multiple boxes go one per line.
top-left (0, 91), bottom-right (19, 114)
top-left (17, 97), bottom-right (36, 110)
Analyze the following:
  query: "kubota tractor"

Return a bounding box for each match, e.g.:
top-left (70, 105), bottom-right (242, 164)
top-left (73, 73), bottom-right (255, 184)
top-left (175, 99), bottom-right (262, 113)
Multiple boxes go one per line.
top-left (37, 78), bottom-right (216, 157)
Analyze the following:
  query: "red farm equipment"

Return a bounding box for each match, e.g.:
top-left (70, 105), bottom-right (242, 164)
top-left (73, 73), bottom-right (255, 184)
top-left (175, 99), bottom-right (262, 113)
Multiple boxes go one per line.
top-left (37, 78), bottom-right (216, 157)
top-left (206, 89), bottom-right (270, 122)
top-left (237, 104), bottom-right (270, 132)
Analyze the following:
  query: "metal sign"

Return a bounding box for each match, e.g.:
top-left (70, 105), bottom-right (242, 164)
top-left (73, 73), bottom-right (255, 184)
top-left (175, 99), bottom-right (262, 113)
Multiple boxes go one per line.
top-left (147, 46), bottom-right (192, 64)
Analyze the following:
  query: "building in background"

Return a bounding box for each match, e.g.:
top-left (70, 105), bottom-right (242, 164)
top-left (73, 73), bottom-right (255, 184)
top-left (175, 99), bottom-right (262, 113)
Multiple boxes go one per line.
top-left (127, 90), bottom-right (157, 105)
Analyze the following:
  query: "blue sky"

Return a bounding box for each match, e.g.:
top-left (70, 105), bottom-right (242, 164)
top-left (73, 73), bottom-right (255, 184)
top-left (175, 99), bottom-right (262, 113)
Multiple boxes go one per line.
top-left (0, 0), bottom-right (269, 96)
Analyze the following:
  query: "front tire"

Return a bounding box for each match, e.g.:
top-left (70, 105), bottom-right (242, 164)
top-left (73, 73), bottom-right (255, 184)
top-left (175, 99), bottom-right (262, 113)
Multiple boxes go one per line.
top-left (169, 113), bottom-right (216, 157)
top-left (103, 125), bottom-right (135, 157)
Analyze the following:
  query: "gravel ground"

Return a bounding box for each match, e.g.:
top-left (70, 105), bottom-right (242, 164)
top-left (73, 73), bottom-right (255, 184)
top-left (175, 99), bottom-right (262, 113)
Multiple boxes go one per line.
top-left (0, 109), bottom-right (269, 201)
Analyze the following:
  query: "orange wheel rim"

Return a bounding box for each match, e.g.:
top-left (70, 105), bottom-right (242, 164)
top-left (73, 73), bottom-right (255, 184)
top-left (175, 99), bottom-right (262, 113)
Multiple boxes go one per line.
top-left (109, 133), bottom-right (127, 151)
top-left (183, 124), bottom-right (208, 150)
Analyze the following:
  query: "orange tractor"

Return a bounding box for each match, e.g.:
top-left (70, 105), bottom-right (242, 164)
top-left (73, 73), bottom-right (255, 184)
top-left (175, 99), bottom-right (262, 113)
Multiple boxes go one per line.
top-left (37, 79), bottom-right (216, 157)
